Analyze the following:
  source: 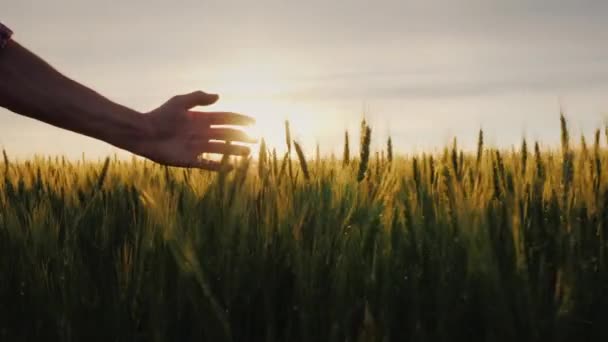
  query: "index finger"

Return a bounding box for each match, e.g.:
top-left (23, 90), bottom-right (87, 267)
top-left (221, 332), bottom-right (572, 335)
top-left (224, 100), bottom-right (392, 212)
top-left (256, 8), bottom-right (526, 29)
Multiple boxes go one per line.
top-left (191, 111), bottom-right (256, 126)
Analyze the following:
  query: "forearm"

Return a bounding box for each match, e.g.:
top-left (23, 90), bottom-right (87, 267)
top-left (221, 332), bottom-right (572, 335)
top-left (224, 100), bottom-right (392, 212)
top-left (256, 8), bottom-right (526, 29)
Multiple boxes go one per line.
top-left (0, 41), bottom-right (147, 153)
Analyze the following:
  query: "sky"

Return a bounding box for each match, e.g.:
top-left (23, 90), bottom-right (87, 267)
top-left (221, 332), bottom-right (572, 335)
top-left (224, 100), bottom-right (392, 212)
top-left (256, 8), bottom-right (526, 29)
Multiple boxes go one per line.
top-left (2, 0), bottom-right (608, 159)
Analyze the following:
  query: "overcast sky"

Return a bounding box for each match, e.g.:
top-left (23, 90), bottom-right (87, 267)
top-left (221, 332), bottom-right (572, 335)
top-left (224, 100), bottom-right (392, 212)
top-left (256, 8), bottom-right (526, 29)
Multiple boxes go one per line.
top-left (2, 0), bottom-right (608, 158)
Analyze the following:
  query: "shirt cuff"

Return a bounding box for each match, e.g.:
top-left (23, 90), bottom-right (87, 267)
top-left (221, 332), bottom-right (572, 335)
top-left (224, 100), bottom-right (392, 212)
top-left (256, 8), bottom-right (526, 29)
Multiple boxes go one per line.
top-left (0, 22), bottom-right (13, 49)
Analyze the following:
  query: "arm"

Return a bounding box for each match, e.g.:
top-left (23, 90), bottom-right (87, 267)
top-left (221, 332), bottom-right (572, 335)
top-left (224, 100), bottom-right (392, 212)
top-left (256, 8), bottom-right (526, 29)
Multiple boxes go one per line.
top-left (0, 41), bottom-right (146, 154)
top-left (0, 38), bottom-right (255, 170)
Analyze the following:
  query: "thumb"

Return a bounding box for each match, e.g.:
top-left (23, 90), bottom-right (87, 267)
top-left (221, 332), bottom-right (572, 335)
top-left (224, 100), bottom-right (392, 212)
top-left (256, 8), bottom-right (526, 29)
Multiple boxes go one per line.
top-left (173, 91), bottom-right (219, 109)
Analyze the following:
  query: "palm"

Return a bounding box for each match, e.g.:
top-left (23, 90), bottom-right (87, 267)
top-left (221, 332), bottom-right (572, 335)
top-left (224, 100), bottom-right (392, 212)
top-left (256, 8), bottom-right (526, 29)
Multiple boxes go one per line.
top-left (141, 91), bottom-right (255, 170)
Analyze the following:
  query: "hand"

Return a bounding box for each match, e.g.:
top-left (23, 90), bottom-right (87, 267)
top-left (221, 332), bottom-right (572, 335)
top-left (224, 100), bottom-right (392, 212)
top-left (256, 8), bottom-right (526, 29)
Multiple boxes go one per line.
top-left (138, 91), bottom-right (255, 171)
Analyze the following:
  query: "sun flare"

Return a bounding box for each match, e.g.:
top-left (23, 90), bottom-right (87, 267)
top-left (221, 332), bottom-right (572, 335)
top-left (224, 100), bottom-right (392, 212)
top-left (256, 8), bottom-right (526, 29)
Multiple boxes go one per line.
top-left (199, 63), bottom-right (351, 158)
top-left (205, 66), bottom-right (320, 155)
top-left (231, 100), bottom-right (320, 155)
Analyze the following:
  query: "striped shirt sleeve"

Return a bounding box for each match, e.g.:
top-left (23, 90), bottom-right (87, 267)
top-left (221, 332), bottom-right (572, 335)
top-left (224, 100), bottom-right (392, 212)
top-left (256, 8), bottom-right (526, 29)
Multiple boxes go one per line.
top-left (0, 22), bottom-right (13, 49)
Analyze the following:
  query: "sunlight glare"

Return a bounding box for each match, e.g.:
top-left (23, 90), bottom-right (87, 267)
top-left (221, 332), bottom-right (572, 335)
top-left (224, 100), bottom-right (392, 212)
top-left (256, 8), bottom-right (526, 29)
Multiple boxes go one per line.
top-left (205, 64), bottom-right (329, 156)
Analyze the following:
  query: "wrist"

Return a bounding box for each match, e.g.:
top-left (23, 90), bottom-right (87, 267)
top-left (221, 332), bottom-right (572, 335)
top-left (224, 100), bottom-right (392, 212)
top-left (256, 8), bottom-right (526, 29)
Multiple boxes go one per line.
top-left (108, 108), bottom-right (153, 157)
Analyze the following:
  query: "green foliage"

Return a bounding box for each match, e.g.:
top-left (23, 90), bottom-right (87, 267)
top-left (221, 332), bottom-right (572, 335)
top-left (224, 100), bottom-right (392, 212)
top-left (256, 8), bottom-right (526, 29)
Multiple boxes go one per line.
top-left (2, 117), bottom-right (608, 341)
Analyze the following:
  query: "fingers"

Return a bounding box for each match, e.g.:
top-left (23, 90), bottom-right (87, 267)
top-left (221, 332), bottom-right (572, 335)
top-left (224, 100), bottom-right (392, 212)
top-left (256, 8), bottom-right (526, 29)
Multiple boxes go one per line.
top-left (188, 142), bottom-right (250, 171)
top-left (207, 128), bottom-right (257, 143)
top-left (171, 91), bottom-right (219, 109)
top-left (194, 141), bottom-right (251, 156)
top-left (190, 111), bottom-right (255, 126)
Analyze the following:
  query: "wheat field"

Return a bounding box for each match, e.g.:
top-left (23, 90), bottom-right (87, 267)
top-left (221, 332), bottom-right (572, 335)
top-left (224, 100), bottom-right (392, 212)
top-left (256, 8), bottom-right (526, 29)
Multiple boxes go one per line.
top-left (1, 115), bottom-right (608, 341)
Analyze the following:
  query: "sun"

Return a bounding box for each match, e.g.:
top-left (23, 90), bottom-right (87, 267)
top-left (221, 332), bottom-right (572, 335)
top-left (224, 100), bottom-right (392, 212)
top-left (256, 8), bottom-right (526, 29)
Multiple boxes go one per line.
top-left (224, 100), bottom-right (319, 155)
top-left (205, 65), bottom-right (320, 155)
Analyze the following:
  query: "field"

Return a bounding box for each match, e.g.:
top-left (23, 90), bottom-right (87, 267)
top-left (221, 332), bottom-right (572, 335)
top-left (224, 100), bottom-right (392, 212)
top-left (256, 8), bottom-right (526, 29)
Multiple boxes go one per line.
top-left (2, 116), bottom-right (608, 341)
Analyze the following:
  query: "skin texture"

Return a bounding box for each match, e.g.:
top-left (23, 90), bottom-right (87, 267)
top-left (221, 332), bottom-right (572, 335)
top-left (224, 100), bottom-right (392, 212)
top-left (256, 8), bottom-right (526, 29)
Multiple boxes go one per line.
top-left (0, 40), bottom-right (255, 170)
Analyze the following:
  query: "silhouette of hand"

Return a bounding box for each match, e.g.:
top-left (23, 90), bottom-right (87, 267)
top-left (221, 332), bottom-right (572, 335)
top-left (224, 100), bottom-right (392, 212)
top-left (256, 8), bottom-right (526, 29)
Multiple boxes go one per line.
top-left (139, 91), bottom-right (255, 170)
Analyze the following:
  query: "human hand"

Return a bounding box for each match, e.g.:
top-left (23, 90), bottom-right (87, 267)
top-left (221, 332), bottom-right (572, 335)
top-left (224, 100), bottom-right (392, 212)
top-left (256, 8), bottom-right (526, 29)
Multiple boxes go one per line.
top-left (137, 91), bottom-right (255, 171)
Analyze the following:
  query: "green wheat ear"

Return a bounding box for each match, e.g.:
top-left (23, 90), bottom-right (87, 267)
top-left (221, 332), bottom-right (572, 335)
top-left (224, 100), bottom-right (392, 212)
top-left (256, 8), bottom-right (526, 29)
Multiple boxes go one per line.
top-left (271, 148), bottom-right (278, 178)
top-left (293, 140), bottom-right (310, 181)
top-left (2, 148), bottom-right (9, 175)
top-left (278, 151), bottom-right (289, 181)
top-left (476, 129), bottom-right (484, 166)
top-left (560, 112), bottom-right (570, 153)
top-left (258, 138), bottom-right (267, 179)
top-left (387, 136), bottom-right (393, 163)
top-left (560, 114), bottom-right (573, 199)
top-left (593, 129), bottom-right (602, 196)
top-left (412, 157), bottom-right (420, 191)
top-left (343, 130), bottom-right (350, 167)
top-left (284, 120), bottom-right (292, 154)
top-left (95, 157), bottom-right (111, 191)
top-left (358, 121), bottom-right (371, 182)
top-left (285, 120), bottom-right (293, 180)
top-left (534, 141), bottom-right (544, 179)
top-left (521, 138), bottom-right (528, 176)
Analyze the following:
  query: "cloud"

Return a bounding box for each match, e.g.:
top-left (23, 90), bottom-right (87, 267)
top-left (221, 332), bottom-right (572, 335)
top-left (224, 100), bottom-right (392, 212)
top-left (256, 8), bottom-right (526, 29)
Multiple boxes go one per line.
top-left (281, 68), bottom-right (608, 100)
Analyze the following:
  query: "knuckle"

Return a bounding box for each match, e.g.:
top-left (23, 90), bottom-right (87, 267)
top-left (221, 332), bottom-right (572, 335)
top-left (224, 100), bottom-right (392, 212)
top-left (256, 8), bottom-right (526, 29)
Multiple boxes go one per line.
top-left (169, 95), bottom-right (183, 104)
